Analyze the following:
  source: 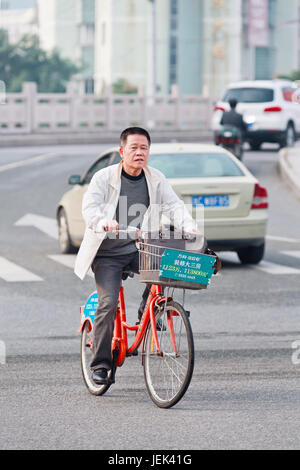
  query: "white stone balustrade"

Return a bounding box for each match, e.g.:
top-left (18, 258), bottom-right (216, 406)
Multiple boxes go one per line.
top-left (0, 82), bottom-right (212, 134)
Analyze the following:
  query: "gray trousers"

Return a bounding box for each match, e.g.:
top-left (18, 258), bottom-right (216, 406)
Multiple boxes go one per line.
top-left (90, 251), bottom-right (150, 371)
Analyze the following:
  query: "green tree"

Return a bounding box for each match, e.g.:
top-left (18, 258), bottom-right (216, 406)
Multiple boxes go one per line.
top-left (112, 78), bottom-right (138, 94)
top-left (0, 29), bottom-right (80, 92)
top-left (278, 70), bottom-right (300, 82)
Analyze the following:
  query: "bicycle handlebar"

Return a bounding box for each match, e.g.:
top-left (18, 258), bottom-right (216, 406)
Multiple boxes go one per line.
top-left (96, 224), bottom-right (203, 240)
top-left (95, 224), bottom-right (140, 234)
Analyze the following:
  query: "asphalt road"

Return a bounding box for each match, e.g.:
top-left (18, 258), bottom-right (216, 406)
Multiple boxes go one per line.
top-left (0, 142), bottom-right (300, 451)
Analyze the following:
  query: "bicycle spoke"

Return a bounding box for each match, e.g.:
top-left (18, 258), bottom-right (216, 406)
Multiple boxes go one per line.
top-left (162, 356), bottom-right (182, 385)
top-left (143, 301), bottom-right (194, 408)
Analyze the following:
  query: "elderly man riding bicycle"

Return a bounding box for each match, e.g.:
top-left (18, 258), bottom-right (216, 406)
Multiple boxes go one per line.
top-left (74, 127), bottom-right (204, 385)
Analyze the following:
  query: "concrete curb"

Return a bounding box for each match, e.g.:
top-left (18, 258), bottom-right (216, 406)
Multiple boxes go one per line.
top-left (278, 147), bottom-right (300, 199)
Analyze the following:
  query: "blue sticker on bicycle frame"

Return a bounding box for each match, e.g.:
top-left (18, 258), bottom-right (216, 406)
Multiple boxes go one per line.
top-left (82, 291), bottom-right (98, 325)
top-left (159, 249), bottom-right (215, 285)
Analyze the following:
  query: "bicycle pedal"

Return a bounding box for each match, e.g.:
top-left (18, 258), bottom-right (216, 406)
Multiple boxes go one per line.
top-left (108, 369), bottom-right (116, 384)
top-left (127, 349), bottom-right (138, 357)
top-left (156, 318), bottom-right (167, 331)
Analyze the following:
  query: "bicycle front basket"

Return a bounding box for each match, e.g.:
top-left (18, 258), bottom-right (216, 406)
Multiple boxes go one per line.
top-left (137, 240), bottom-right (216, 290)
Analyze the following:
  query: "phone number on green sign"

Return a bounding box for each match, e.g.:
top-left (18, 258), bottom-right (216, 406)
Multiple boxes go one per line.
top-left (161, 264), bottom-right (208, 278)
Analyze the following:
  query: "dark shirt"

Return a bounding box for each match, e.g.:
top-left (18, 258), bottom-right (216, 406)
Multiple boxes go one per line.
top-left (97, 168), bottom-right (150, 256)
top-left (221, 109), bottom-right (248, 135)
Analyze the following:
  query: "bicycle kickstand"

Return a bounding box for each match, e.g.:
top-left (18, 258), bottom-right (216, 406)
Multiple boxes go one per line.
top-left (109, 348), bottom-right (118, 384)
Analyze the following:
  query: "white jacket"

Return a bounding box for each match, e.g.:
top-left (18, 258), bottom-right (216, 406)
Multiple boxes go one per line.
top-left (74, 162), bottom-right (198, 280)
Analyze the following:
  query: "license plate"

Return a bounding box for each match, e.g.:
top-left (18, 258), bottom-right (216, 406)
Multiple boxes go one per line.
top-left (192, 194), bottom-right (230, 208)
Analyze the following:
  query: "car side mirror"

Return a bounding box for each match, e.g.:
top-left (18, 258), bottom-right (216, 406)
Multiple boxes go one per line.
top-left (68, 175), bottom-right (81, 185)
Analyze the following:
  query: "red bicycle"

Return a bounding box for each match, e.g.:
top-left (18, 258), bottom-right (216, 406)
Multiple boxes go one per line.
top-left (79, 234), bottom-right (217, 408)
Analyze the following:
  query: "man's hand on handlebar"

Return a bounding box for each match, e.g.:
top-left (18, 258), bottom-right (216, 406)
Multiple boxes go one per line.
top-left (104, 219), bottom-right (119, 233)
top-left (102, 221), bottom-right (141, 239)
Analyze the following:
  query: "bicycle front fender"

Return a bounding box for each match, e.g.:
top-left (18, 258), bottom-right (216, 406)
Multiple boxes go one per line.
top-left (78, 317), bottom-right (93, 334)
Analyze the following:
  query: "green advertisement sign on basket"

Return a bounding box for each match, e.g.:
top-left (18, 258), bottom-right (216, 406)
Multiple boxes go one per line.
top-left (159, 249), bottom-right (215, 286)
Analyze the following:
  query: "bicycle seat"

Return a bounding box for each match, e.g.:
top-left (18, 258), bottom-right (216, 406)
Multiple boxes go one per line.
top-left (122, 271), bottom-right (134, 280)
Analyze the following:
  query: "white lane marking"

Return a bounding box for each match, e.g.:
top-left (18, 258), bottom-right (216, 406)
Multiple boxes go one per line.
top-left (0, 257), bottom-right (43, 282)
top-left (281, 250), bottom-right (300, 260)
top-left (48, 254), bottom-right (93, 277)
top-left (220, 252), bottom-right (300, 274)
top-left (266, 235), bottom-right (300, 243)
top-left (251, 260), bottom-right (300, 275)
top-left (0, 153), bottom-right (58, 173)
top-left (47, 254), bottom-right (76, 269)
top-left (15, 214), bottom-right (58, 240)
top-left (219, 252), bottom-right (239, 263)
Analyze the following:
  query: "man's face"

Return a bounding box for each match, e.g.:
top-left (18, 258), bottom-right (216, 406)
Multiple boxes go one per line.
top-left (119, 134), bottom-right (150, 176)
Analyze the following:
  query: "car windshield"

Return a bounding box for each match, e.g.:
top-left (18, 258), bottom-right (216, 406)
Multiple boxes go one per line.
top-left (83, 152), bottom-right (121, 184)
top-left (149, 153), bottom-right (244, 178)
top-left (223, 87), bottom-right (274, 103)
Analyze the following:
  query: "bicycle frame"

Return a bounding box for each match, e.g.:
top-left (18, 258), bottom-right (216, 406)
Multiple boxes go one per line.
top-left (78, 283), bottom-right (172, 368)
top-left (112, 283), bottom-right (167, 367)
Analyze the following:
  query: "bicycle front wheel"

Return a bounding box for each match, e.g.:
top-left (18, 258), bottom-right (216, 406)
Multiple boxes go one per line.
top-left (143, 300), bottom-right (194, 408)
top-left (80, 322), bottom-right (114, 396)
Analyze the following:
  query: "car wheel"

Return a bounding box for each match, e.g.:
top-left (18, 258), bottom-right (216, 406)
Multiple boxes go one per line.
top-left (58, 208), bottom-right (77, 254)
top-left (234, 144), bottom-right (243, 160)
top-left (249, 142), bottom-right (261, 151)
top-left (237, 243), bottom-right (265, 265)
top-left (280, 124), bottom-right (295, 148)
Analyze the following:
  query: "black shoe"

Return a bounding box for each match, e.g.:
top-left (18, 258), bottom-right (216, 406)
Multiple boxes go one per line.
top-left (92, 368), bottom-right (108, 385)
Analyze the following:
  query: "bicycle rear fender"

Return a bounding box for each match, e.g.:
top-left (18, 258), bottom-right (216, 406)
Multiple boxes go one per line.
top-left (78, 291), bottom-right (98, 334)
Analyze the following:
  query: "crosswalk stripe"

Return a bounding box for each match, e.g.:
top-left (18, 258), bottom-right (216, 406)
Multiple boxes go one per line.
top-left (1, 247), bottom-right (299, 283)
top-left (281, 250), bottom-right (300, 260)
top-left (250, 260), bottom-right (300, 275)
top-left (220, 252), bottom-right (300, 275)
top-left (0, 257), bottom-right (43, 282)
top-left (47, 254), bottom-right (93, 277)
top-left (15, 214), bottom-right (58, 240)
top-left (47, 254), bottom-right (76, 269)
top-left (266, 235), bottom-right (300, 243)
top-left (219, 252), bottom-right (239, 263)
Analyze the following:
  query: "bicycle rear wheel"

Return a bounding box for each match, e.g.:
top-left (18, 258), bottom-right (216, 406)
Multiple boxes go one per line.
top-left (143, 300), bottom-right (194, 408)
top-left (80, 322), bottom-right (115, 396)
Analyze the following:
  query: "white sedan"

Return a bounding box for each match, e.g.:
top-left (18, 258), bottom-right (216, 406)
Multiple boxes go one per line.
top-left (56, 143), bottom-right (268, 264)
